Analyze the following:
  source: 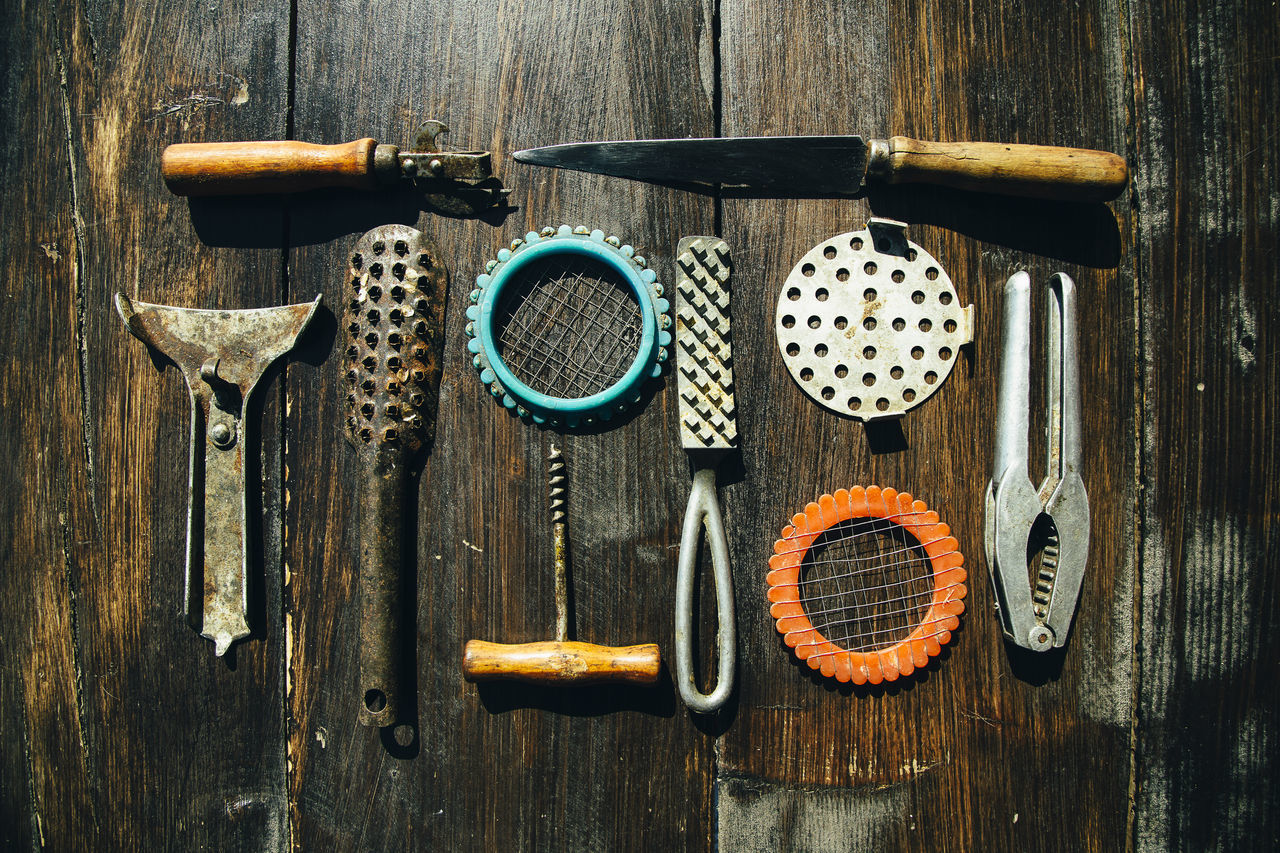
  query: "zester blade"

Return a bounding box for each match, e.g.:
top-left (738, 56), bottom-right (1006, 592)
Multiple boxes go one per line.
top-left (342, 225), bottom-right (447, 453)
top-left (675, 237), bottom-right (736, 450)
top-left (341, 224), bottom-right (447, 728)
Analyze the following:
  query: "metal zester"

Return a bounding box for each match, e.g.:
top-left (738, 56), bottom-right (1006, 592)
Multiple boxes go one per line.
top-left (673, 236), bottom-right (737, 713)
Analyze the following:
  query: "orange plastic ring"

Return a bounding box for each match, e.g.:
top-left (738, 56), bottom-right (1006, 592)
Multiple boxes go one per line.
top-left (766, 485), bottom-right (967, 685)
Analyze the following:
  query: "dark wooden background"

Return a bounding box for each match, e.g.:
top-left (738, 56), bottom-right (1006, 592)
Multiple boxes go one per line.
top-left (2, 0), bottom-right (1275, 850)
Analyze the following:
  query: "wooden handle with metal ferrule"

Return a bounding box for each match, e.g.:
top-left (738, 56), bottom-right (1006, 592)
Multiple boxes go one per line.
top-left (161, 138), bottom-right (386, 195)
top-left (462, 640), bottom-right (661, 685)
top-left (869, 137), bottom-right (1129, 202)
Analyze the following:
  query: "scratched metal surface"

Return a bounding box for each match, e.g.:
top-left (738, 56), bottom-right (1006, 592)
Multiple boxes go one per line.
top-left (0, 0), bottom-right (1276, 851)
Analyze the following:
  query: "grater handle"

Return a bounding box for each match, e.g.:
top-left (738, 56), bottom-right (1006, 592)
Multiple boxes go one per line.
top-left (674, 466), bottom-right (736, 713)
top-left (356, 449), bottom-right (408, 727)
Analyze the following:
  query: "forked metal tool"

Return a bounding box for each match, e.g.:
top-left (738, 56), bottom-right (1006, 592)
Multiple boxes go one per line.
top-left (984, 271), bottom-right (1089, 652)
top-left (116, 293), bottom-right (321, 656)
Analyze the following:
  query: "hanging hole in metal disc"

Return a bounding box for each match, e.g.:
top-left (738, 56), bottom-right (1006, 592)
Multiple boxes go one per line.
top-left (775, 218), bottom-right (974, 421)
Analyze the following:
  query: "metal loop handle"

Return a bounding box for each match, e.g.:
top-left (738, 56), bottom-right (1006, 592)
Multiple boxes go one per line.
top-left (675, 466), bottom-right (736, 713)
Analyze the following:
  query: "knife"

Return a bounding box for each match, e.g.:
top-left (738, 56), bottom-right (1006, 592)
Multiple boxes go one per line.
top-left (513, 135), bottom-right (1128, 202)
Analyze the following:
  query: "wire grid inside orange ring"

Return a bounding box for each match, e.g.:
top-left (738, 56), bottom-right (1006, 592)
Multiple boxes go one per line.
top-left (767, 485), bottom-right (967, 685)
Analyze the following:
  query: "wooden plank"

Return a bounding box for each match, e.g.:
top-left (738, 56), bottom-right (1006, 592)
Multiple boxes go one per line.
top-left (718, 776), bottom-right (914, 851)
top-left (1, 1), bottom-right (1273, 849)
top-left (0, 0), bottom-right (294, 848)
top-left (284, 1), bottom-right (716, 849)
top-left (1127, 2), bottom-right (1280, 850)
top-left (716, 1), bottom-right (1136, 849)
top-left (0, 5), bottom-right (98, 847)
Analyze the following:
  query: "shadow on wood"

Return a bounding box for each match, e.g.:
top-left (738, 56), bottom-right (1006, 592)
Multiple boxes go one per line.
top-left (867, 185), bottom-right (1122, 269)
top-left (472, 662), bottom-right (679, 717)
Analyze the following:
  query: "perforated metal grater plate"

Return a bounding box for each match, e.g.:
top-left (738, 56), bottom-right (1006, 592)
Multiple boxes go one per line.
top-left (775, 218), bottom-right (973, 421)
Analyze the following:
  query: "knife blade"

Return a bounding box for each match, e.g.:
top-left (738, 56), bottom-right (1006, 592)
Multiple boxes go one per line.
top-left (513, 135), bottom-right (1128, 202)
top-left (515, 136), bottom-right (868, 195)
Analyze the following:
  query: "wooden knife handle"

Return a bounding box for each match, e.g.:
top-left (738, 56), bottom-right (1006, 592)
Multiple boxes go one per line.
top-left (871, 137), bottom-right (1129, 202)
top-left (161, 138), bottom-right (383, 195)
top-left (462, 639), bottom-right (661, 685)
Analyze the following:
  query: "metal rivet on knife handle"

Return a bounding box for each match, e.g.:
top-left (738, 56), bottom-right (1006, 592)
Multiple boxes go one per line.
top-left (344, 224), bottom-right (448, 728)
top-left (116, 292), bottom-right (322, 658)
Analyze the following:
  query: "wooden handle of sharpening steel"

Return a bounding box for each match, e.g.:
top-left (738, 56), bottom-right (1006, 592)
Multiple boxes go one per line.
top-left (873, 137), bottom-right (1129, 202)
top-left (161, 138), bottom-right (382, 195)
top-left (462, 640), bottom-right (662, 685)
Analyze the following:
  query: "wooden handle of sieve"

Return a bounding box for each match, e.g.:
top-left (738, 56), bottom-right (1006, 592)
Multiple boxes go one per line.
top-left (870, 137), bottom-right (1129, 202)
top-left (462, 639), bottom-right (661, 685)
top-left (161, 138), bottom-right (385, 195)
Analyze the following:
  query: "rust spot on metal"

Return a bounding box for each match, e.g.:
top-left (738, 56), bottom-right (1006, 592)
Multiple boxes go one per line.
top-left (115, 292), bottom-right (320, 657)
top-left (343, 225), bottom-right (447, 727)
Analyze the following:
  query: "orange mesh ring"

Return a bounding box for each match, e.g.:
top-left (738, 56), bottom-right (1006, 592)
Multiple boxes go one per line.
top-left (766, 485), bottom-right (967, 684)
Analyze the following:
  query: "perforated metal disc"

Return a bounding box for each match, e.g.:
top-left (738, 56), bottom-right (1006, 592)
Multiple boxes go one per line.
top-left (775, 218), bottom-right (973, 421)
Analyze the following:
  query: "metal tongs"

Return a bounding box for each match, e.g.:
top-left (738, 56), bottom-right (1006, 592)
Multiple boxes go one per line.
top-left (984, 271), bottom-right (1090, 652)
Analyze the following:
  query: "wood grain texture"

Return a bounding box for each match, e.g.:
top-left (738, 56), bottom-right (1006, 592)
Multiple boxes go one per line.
top-left (161, 139), bottom-right (380, 195)
top-left (876, 137), bottom-right (1130, 201)
top-left (282, 1), bottom-right (715, 850)
top-left (462, 640), bottom-right (663, 685)
top-left (1128, 1), bottom-right (1280, 850)
top-left (717, 0), bottom-right (1135, 850)
top-left (0, 4), bottom-right (97, 847)
top-left (2, 0), bottom-right (1277, 850)
top-left (0, 0), bottom-right (296, 849)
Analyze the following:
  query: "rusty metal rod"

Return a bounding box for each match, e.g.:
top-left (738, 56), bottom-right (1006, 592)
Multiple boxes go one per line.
top-left (356, 448), bottom-right (408, 725)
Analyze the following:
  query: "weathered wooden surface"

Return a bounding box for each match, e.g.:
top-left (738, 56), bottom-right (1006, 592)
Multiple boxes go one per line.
top-left (1128, 1), bottom-right (1280, 850)
top-left (717, 2), bottom-right (1135, 850)
top-left (1, 0), bottom-right (1275, 851)
top-left (2, 0), bottom-right (294, 849)
top-left (282, 2), bottom-right (715, 849)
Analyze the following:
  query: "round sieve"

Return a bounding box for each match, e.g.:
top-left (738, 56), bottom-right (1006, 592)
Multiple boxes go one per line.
top-left (775, 218), bottom-right (973, 421)
top-left (466, 225), bottom-right (670, 429)
top-left (766, 485), bottom-right (967, 685)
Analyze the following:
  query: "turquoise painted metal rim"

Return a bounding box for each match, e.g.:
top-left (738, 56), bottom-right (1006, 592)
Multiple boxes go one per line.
top-left (476, 234), bottom-right (658, 419)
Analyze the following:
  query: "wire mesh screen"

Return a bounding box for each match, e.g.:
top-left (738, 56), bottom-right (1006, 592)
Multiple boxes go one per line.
top-left (798, 516), bottom-right (935, 653)
top-left (492, 255), bottom-right (644, 398)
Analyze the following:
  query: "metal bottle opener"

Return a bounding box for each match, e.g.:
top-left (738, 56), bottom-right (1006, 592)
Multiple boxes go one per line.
top-left (116, 293), bottom-right (321, 656)
top-left (984, 271), bottom-right (1089, 651)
